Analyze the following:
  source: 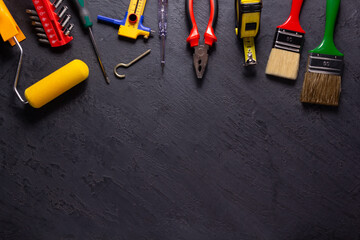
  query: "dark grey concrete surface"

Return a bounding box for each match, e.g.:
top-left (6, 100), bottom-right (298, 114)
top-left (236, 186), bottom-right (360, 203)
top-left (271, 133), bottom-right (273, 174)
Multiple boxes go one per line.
top-left (1, 0), bottom-right (360, 239)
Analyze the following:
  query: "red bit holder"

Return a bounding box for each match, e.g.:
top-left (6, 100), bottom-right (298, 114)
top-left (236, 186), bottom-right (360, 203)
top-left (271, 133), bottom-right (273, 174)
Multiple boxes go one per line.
top-left (27, 0), bottom-right (73, 47)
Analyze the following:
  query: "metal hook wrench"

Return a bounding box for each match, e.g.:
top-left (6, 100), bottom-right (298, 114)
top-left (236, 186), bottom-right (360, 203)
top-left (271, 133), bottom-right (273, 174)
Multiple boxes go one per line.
top-left (114, 49), bottom-right (151, 79)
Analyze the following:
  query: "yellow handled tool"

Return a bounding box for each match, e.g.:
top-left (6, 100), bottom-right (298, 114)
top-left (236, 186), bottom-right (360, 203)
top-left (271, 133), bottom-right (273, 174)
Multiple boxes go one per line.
top-left (97, 0), bottom-right (152, 40)
top-left (0, 0), bottom-right (89, 109)
top-left (0, 0), bottom-right (27, 104)
top-left (11, 45), bottom-right (88, 108)
top-left (25, 60), bottom-right (89, 108)
top-left (235, 0), bottom-right (262, 66)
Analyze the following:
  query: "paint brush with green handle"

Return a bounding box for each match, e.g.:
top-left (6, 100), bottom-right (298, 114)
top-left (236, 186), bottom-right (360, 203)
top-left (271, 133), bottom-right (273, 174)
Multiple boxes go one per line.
top-left (300, 0), bottom-right (343, 106)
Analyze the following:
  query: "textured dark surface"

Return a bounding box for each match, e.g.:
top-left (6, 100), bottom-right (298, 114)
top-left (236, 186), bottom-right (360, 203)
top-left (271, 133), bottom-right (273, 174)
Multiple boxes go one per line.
top-left (1, 0), bottom-right (360, 239)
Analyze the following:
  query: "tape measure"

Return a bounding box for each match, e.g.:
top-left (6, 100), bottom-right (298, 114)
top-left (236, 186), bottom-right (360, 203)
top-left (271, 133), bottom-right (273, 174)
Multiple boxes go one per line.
top-left (235, 0), bottom-right (262, 66)
top-left (97, 0), bottom-right (152, 40)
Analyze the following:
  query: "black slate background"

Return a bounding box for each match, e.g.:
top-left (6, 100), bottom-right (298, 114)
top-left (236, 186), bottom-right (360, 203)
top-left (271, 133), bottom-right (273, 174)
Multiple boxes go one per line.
top-left (1, 0), bottom-right (360, 239)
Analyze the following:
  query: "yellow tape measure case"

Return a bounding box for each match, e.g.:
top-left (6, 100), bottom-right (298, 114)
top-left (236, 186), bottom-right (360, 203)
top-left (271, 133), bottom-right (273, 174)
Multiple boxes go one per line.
top-left (235, 0), bottom-right (262, 66)
top-left (235, 0), bottom-right (262, 39)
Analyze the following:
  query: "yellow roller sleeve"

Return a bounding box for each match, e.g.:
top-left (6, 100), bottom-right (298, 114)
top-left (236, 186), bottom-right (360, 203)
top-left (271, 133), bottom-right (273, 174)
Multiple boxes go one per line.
top-left (25, 59), bottom-right (89, 108)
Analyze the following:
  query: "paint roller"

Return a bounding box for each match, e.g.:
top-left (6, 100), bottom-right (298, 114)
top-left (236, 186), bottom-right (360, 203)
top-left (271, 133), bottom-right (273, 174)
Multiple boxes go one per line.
top-left (1, 0), bottom-right (89, 108)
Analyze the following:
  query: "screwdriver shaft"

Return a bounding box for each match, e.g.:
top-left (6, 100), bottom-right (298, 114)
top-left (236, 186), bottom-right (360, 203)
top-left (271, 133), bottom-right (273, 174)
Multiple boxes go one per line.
top-left (88, 27), bottom-right (110, 84)
top-left (161, 35), bottom-right (165, 68)
top-left (71, 0), bottom-right (109, 84)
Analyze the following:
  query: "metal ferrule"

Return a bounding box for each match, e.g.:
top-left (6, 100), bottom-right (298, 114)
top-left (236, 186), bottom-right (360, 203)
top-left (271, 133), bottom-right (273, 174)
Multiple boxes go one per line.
top-left (307, 52), bottom-right (344, 76)
top-left (240, 1), bottom-right (262, 13)
top-left (273, 28), bottom-right (305, 53)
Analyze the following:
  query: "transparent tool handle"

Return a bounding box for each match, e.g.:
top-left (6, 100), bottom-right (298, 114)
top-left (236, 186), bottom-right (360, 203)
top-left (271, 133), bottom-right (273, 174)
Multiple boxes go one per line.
top-left (158, 0), bottom-right (168, 37)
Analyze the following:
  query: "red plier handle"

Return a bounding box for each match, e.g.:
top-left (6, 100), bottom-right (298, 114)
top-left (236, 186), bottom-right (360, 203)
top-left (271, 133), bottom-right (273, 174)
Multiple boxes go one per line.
top-left (186, 0), bottom-right (218, 48)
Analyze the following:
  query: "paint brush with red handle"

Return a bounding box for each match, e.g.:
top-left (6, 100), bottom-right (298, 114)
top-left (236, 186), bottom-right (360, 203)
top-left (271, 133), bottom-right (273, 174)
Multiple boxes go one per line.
top-left (265, 0), bottom-right (305, 80)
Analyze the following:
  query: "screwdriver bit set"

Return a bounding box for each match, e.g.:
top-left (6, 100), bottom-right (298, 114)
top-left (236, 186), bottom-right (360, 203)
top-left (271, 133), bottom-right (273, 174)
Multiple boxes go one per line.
top-left (26, 0), bottom-right (74, 47)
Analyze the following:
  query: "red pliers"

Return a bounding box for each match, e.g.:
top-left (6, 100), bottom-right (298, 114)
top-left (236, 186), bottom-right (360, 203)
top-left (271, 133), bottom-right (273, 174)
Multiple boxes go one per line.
top-left (186, 0), bottom-right (218, 79)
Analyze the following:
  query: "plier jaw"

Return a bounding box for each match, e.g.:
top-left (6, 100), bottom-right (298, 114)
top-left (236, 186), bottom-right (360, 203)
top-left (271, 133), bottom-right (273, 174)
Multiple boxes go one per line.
top-left (186, 0), bottom-right (218, 79)
top-left (193, 45), bottom-right (209, 79)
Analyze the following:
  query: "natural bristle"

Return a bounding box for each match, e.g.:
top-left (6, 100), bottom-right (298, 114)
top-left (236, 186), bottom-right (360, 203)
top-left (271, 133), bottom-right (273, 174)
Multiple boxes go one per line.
top-left (265, 48), bottom-right (300, 80)
top-left (300, 72), bottom-right (341, 106)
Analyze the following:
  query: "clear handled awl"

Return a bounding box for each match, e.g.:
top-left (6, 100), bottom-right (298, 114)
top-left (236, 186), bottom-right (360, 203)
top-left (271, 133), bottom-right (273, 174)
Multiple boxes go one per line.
top-left (158, 0), bottom-right (168, 69)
